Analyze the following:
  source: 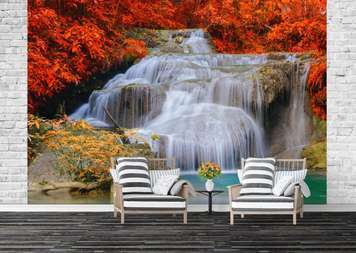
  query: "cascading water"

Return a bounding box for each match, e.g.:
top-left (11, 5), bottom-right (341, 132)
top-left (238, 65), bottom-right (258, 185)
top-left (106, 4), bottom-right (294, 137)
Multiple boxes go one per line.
top-left (182, 29), bottom-right (212, 54)
top-left (288, 59), bottom-right (310, 147)
top-left (71, 29), bottom-right (310, 171)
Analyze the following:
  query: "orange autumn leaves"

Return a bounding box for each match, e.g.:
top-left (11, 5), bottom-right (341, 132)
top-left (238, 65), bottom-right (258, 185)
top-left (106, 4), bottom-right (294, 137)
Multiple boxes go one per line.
top-left (308, 58), bottom-right (326, 120)
top-left (28, 0), bottom-right (150, 112)
top-left (29, 0), bottom-right (326, 119)
top-left (192, 0), bottom-right (326, 119)
top-left (44, 120), bottom-right (132, 184)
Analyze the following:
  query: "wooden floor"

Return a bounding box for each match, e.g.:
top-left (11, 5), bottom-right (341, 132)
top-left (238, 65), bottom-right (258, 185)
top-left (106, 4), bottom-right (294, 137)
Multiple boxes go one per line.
top-left (0, 212), bottom-right (356, 252)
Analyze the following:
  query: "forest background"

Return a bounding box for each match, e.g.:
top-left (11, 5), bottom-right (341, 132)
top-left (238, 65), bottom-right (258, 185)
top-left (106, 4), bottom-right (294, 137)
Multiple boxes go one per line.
top-left (29, 0), bottom-right (326, 119)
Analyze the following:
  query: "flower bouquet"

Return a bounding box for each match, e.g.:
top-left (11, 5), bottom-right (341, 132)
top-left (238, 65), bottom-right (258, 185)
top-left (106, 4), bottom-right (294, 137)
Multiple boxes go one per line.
top-left (198, 162), bottom-right (221, 191)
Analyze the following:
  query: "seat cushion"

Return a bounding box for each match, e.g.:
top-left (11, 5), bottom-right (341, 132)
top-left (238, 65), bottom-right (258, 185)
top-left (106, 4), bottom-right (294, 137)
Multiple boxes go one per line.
top-left (116, 157), bottom-right (153, 195)
top-left (232, 195), bottom-right (294, 211)
top-left (123, 194), bottom-right (186, 209)
top-left (240, 158), bottom-right (276, 196)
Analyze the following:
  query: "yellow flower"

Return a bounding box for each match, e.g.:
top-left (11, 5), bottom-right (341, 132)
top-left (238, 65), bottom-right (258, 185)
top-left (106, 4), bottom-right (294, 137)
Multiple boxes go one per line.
top-left (198, 162), bottom-right (221, 179)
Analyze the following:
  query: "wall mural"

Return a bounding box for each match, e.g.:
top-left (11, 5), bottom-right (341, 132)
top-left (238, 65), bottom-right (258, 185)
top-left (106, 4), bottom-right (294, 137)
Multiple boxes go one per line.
top-left (28, 0), bottom-right (326, 205)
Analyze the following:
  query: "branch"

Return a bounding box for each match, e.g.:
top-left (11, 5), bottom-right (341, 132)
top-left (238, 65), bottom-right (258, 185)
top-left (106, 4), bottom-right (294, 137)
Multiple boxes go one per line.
top-left (104, 107), bottom-right (127, 143)
top-left (38, 181), bottom-right (101, 194)
top-left (104, 107), bottom-right (124, 131)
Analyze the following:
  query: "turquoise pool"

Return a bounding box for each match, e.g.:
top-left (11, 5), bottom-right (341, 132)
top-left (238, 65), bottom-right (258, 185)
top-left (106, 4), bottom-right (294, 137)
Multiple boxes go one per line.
top-left (181, 172), bottom-right (326, 204)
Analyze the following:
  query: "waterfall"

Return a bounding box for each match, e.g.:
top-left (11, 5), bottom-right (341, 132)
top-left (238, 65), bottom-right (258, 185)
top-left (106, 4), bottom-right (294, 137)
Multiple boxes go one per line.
top-left (284, 56), bottom-right (311, 153)
top-left (144, 100), bottom-right (265, 170)
top-left (71, 29), bottom-right (310, 171)
top-left (182, 29), bottom-right (212, 54)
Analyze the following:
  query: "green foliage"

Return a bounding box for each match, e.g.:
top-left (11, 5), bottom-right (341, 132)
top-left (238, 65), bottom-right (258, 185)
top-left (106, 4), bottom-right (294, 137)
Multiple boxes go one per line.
top-left (302, 141), bottom-right (326, 171)
top-left (312, 116), bottom-right (327, 141)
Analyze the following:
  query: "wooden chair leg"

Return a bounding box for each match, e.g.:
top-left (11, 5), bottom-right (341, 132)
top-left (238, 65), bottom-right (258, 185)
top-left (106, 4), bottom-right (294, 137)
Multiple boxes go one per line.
top-left (121, 212), bottom-right (125, 224)
top-left (183, 211), bottom-right (187, 224)
top-left (293, 213), bottom-right (297, 225)
top-left (230, 211), bottom-right (234, 225)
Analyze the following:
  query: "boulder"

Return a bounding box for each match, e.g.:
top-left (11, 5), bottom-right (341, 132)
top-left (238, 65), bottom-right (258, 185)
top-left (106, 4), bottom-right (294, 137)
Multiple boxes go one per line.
top-left (105, 83), bottom-right (166, 128)
top-left (257, 62), bottom-right (291, 106)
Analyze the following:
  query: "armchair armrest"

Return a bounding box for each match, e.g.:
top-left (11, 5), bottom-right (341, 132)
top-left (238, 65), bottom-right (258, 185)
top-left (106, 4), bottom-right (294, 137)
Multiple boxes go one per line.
top-left (113, 183), bottom-right (124, 210)
top-left (111, 157), bottom-right (117, 170)
top-left (293, 185), bottom-right (303, 210)
top-left (228, 184), bottom-right (242, 204)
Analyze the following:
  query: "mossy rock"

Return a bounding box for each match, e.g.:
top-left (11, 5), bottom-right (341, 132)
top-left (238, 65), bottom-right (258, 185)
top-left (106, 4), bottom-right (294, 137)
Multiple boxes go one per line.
top-left (125, 28), bottom-right (165, 48)
top-left (256, 62), bottom-right (291, 105)
top-left (127, 29), bottom-right (214, 54)
top-left (295, 53), bottom-right (312, 61)
top-left (302, 141), bottom-right (326, 171)
top-left (266, 53), bottom-right (288, 61)
top-left (122, 83), bottom-right (148, 89)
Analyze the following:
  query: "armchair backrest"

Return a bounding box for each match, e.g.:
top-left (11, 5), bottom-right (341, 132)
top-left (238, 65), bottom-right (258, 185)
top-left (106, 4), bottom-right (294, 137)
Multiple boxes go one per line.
top-left (149, 168), bottom-right (181, 187)
top-left (111, 157), bottom-right (177, 171)
top-left (148, 158), bottom-right (179, 187)
top-left (148, 158), bottom-right (176, 170)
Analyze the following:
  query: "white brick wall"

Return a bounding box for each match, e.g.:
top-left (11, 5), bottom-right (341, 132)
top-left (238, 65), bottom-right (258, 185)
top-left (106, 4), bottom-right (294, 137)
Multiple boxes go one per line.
top-left (0, 0), bottom-right (27, 204)
top-left (0, 0), bottom-right (355, 205)
top-left (327, 0), bottom-right (356, 204)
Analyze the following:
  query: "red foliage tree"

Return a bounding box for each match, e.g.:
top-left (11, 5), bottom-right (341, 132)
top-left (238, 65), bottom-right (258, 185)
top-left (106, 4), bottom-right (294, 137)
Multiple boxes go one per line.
top-left (29, 0), bottom-right (326, 119)
top-left (28, 0), bottom-right (180, 112)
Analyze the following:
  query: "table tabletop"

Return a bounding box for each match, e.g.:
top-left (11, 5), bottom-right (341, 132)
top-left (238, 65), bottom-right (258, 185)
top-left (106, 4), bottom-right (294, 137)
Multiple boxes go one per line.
top-left (196, 190), bottom-right (224, 195)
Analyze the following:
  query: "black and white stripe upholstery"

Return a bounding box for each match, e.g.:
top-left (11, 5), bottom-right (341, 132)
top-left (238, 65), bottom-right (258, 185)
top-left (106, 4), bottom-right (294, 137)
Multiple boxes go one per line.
top-left (116, 157), bottom-right (152, 195)
top-left (123, 194), bottom-right (186, 209)
top-left (240, 158), bottom-right (276, 196)
top-left (232, 195), bottom-right (294, 210)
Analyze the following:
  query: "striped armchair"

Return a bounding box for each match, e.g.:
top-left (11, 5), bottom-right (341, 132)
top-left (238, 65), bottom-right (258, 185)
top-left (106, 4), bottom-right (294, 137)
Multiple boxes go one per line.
top-left (110, 157), bottom-right (189, 224)
top-left (229, 158), bottom-right (306, 225)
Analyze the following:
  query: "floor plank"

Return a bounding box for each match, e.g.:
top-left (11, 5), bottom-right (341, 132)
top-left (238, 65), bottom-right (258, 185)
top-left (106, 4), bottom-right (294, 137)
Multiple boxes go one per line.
top-left (0, 212), bottom-right (355, 252)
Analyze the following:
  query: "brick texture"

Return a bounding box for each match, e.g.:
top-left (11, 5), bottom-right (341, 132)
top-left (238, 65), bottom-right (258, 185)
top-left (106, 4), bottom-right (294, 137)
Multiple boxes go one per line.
top-left (0, 0), bottom-right (27, 204)
top-left (327, 0), bottom-right (356, 204)
top-left (0, 0), bottom-right (355, 204)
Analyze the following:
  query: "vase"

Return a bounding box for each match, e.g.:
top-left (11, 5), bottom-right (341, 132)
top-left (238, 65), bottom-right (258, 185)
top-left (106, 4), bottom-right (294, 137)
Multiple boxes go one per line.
top-left (205, 179), bottom-right (214, 192)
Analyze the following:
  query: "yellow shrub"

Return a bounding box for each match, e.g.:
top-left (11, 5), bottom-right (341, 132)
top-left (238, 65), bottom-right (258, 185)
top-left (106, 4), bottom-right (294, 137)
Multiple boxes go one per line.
top-left (44, 120), bottom-right (136, 185)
